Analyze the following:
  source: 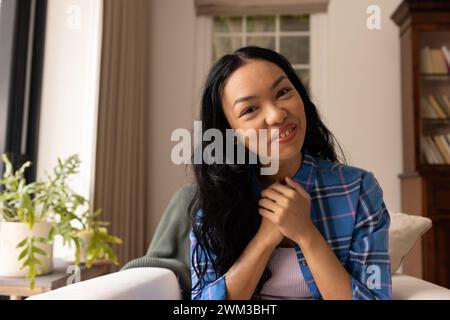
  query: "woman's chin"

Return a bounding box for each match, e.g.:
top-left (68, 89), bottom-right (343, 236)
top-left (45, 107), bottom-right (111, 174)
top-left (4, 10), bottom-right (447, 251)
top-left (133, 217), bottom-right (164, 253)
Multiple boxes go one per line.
top-left (278, 144), bottom-right (303, 159)
top-left (262, 149), bottom-right (301, 162)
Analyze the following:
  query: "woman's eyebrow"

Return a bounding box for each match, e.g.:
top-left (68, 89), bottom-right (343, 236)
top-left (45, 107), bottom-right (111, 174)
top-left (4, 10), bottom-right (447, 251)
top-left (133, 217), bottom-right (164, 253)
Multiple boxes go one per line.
top-left (232, 75), bottom-right (287, 108)
top-left (233, 95), bottom-right (256, 108)
top-left (270, 75), bottom-right (287, 91)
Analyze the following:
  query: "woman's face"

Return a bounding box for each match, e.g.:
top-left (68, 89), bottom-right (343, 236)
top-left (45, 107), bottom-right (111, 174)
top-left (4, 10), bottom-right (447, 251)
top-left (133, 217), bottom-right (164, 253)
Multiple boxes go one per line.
top-left (221, 59), bottom-right (307, 162)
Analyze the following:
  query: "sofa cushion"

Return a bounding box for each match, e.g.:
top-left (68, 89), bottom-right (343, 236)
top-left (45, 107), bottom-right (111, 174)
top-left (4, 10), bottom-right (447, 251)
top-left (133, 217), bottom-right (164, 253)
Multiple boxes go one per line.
top-left (388, 212), bottom-right (432, 274)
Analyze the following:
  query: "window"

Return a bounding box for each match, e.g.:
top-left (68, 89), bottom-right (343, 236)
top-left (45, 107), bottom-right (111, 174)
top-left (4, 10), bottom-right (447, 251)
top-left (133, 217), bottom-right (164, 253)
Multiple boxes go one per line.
top-left (0, 0), bottom-right (47, 182)
top-left (212, 15), bottom-right (311, 90)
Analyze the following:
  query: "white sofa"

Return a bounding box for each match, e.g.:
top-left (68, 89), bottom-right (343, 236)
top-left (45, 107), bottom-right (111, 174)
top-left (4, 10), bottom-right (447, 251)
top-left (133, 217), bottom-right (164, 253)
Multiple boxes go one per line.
top-left (27, 267), bottom-right (450, 300)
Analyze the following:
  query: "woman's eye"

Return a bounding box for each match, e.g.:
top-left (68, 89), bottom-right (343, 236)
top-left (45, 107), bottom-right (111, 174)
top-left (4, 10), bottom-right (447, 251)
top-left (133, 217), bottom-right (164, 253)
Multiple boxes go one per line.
top-left (240, 106), bottom-right (257, 117)
top-left (277, 88), bottom-right (292, 98)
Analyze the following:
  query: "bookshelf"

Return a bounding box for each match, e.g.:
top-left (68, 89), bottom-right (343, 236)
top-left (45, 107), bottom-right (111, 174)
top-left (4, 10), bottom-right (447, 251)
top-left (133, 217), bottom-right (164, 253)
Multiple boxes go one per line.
top-left (420, 36), bottom-right (450, 165)
top-left (392, 0), bottom-right (450, 288)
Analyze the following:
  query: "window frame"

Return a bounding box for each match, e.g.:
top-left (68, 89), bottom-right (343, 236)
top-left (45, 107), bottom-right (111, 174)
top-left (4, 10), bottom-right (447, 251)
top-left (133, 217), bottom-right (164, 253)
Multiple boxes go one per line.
top-left (212, 15), bottom-right (311, 76)
top-left (193, 13), bottom-right (329, 121)
top-left (0, 0), bottom-right (47, 182)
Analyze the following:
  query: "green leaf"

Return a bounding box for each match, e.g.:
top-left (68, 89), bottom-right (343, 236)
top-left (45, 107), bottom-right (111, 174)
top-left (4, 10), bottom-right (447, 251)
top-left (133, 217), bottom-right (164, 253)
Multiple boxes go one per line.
top-left (32, 256), bottom-right (43, 266)
top-left (18, 249), bottom-right (28, 261)
top-left (2, 153), bottom-right (13, 179)
top-left (17, 161), bottom-right (31, 176)
top-left (18, 208), bottom-right (25, 223)
top-left (16, 238), bottom-right (28, 249)
top-left (35, 237), bottom-right (49, 243)
top-left (48, 227), bottom-right (56, 241)
top-left (28, 211), bottom-right (34, 229)
top-left (21, 257), bottom-right (31, 270)
top-left (73, 237), bottom-right (81, 265)
top-left (32, 246), bottom-right (48, 257)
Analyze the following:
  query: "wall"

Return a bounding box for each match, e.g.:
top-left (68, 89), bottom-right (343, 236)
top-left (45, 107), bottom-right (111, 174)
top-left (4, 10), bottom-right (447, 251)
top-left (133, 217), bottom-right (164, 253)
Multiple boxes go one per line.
top-left (146, 0), bottom-right (198, 236)
top-left (325, 0), bottom-right (402, 212)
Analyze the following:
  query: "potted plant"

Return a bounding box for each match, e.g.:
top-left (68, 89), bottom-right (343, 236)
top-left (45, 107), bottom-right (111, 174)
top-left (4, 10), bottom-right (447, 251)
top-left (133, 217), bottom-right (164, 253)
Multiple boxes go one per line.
top-left (0, 154), bottom-right (122, 288)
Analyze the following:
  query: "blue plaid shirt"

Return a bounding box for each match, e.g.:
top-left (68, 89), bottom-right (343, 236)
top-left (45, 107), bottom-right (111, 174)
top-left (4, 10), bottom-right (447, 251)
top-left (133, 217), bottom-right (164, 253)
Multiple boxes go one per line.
top-left (190, 148), bottom-right (392, 300)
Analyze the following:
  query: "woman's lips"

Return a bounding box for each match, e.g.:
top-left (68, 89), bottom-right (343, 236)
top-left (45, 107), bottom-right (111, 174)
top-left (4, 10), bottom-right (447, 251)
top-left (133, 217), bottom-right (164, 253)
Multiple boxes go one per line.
top-left (271, 124), bottom-right (298, 144)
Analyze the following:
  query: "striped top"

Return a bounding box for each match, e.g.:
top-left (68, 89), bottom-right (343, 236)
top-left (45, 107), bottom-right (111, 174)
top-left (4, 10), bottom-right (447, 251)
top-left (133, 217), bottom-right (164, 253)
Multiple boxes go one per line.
top-left (259, 247), bottom-right (312, 300)
top-left (190, 148), bottom-right (392, 300)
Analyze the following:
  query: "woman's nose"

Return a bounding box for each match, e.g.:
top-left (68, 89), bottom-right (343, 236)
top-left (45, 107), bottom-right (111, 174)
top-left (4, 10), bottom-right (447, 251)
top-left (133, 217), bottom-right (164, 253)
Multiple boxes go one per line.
top-left (265, 104), bottom-right (287, 126)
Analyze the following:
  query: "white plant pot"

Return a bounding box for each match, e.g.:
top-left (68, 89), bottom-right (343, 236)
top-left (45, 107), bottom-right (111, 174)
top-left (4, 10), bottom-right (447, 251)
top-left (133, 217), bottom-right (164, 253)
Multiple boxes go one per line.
top-left (0, 221), bottom-right (54, 277)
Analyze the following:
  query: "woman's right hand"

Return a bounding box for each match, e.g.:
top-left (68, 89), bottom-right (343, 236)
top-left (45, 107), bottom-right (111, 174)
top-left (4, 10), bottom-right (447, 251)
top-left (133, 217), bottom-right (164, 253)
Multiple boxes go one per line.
top-left (256, 215), bottom-right (284, 248)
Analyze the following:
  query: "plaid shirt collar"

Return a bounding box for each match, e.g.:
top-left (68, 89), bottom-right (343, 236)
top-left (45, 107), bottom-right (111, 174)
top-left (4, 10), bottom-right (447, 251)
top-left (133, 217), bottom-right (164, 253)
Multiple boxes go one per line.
top-left (251, 148), bottom-right (318, 198)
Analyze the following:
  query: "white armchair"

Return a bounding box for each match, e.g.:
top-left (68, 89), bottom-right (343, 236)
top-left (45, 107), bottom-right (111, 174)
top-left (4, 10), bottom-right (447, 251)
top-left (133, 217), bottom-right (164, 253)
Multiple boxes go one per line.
top-left (27, 268), bottom-right (182, 300)
top-left (391, 273), bottom-right (450, 300)
top-left (27, 267), bottom-right (450, 300)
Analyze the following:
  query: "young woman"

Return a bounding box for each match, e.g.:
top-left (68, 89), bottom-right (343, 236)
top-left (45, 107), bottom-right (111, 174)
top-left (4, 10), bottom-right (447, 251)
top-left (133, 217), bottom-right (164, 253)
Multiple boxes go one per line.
top-left (189, 46), bottom-right (391, 300)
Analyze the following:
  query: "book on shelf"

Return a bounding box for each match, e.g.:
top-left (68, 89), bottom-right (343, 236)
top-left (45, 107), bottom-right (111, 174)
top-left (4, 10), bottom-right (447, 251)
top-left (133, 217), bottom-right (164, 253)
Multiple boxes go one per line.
top-left (428, 95), bottom-right (449, 118)
top-left (436, 95), bottom-right (450, 117)
top-left (428, 136), bottom-right (444, 163)
top-left (421, 98), bottom-right (437, 119)
top-left (420, 45), bottom-right (450, 74)
top-left (423, 136), bottom-right (442, 164)
top-left (421, 94), bottom-right (450, 119)
top-left (433, 136), bottom-right (450, 164)
top-left (423, 136), bottom-right (439, 164)
top-left (443, 96), bottom-right (450, 115)
top-left (421, 46), bottom-right (433, 74)
top-left (423, 134), bottom-right (450, 165)
top-left (443, 46), bottom-right (450, 70)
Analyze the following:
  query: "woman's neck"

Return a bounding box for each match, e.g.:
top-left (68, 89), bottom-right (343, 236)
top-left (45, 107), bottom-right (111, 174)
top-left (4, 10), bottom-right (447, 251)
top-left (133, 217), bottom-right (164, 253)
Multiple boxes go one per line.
top-left (260, 151), bottom-right (303, 185)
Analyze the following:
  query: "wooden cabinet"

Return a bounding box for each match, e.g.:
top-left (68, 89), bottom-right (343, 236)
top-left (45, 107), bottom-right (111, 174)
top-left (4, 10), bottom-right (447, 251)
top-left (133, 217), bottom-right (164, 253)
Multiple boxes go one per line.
top-left (392, 0), bottom-right (450, 288)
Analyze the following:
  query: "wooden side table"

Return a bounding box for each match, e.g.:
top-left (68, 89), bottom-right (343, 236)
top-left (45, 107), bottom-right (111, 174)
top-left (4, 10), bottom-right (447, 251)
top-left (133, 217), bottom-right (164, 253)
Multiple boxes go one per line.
top-left (0, 258), bottom-right (111, 300)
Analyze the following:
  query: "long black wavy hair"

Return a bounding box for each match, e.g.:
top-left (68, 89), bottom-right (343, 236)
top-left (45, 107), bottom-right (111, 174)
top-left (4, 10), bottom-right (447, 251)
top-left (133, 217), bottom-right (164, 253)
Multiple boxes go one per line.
top-left (189, 46), bottom-right (346, 299)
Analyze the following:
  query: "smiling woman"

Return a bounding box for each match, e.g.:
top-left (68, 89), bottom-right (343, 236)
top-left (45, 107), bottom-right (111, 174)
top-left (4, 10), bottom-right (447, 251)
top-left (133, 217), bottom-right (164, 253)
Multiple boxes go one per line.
top-left (189, 46), bottom-right (392, 301)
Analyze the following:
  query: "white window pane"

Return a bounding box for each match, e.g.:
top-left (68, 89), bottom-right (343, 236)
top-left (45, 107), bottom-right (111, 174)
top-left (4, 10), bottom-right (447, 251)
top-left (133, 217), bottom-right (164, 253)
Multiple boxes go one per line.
top-left (280, 15), bottom-right (309, 32)
top-left (213, 16), bottom-right (242, 33)
top-left (280, 36), bottom-right (309, 65)
top-left (246, 36), bottom-right (275, 51)
top-left (246, 16), bottom-right (275, 33)
top-left (213, 37), bottom-right (243, 62)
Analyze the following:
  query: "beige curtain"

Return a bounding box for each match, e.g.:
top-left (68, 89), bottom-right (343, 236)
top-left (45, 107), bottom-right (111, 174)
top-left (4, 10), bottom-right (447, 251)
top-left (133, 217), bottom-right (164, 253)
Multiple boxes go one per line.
top-left (195, 0), bottom-right (329, 16)
top-left (94, 0), bottom-right (151, 270)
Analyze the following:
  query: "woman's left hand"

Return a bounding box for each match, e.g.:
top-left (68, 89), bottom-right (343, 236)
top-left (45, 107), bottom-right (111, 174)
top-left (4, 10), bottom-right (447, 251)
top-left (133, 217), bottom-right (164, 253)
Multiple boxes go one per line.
top-left (258, 176), bottom-right (315, 245)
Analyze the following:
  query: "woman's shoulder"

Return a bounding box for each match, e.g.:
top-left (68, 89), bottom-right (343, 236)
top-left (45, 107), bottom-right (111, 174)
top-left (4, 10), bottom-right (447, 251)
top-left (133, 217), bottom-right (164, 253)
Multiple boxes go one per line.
top-left (313, 156), bottom-right (381, 192)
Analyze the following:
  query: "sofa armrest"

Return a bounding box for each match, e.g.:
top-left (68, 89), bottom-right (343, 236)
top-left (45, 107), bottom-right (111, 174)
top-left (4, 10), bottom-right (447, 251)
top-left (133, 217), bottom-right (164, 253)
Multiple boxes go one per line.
top-left (392, 274), bottom-right (450, 300)
top-left (29, 269), bottom-right (449, 300)
top-left (26, 268), bottom-right (182, 300)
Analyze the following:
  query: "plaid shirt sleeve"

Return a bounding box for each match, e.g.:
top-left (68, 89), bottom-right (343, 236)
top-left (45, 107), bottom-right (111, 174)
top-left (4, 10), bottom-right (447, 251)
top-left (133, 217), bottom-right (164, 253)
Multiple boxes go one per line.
top-left (346, 171), bottom-right (392, 300)
top-left (190, 214), bottom-right (227, 300)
